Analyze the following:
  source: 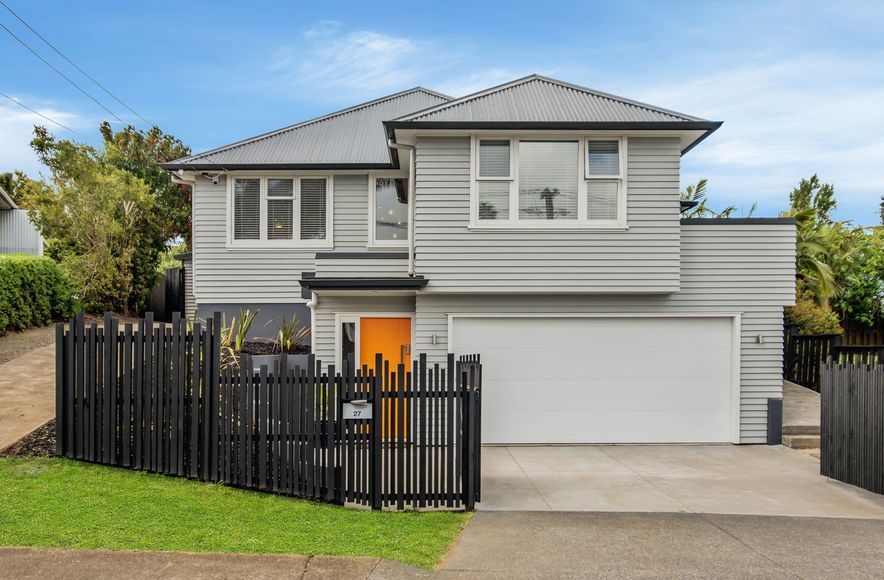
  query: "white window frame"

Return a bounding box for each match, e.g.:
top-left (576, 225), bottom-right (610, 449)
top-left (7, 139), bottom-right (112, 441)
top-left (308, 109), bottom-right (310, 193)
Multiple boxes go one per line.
top-left (584, 137), bottom-right (628, 227)
top-left (368, 172), bottom-right (410, 248)
top-left (227, 175), bottom-right (334, 249)
top-left (469, 135), bottom-right (628, 230)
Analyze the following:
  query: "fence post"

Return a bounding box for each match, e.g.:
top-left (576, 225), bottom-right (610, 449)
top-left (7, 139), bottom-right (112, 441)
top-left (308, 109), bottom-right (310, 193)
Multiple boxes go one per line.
top-left (370, 352), bottom-right (383, 510)
top-left (55, 323), bottom-right (64, 456)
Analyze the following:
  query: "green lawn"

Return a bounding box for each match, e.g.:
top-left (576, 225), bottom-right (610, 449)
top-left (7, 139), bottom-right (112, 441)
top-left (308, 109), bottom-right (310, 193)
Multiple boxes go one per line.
top-left (0, 458), bottom-right (470, 568)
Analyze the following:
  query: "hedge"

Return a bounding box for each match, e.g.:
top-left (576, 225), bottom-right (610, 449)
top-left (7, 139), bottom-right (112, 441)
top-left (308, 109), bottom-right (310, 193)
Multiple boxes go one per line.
top-left (0, 254), bottom-right (74, 334)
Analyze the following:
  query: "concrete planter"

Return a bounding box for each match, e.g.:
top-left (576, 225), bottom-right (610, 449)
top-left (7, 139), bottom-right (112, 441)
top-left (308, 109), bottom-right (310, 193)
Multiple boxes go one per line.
top-left (249, 353), bottom-right (310, 374)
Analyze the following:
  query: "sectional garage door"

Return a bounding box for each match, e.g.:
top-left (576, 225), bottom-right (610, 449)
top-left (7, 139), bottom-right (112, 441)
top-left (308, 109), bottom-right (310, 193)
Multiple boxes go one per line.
top-left (451, 316), bottom-right (737, 444)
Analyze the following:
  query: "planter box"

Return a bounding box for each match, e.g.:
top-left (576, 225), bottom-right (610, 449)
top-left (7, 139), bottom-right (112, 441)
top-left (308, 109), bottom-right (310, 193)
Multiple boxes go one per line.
top-left (249, 353), bottom-right (311, 374)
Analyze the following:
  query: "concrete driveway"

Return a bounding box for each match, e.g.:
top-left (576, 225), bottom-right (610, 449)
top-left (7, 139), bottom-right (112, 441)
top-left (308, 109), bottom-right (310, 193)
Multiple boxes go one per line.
top-left (480, 444), bottom-right (884, 518)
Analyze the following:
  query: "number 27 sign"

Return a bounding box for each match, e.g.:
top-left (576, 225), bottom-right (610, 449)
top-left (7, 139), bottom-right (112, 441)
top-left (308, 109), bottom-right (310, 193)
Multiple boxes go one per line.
top-left (342, 401), bottom-right (372, 420)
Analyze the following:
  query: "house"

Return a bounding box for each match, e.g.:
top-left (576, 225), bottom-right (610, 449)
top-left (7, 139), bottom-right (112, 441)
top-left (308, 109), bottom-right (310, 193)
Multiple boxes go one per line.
top-left (0, 185), bottom-right (43, 255)
top-left (162, 75), bottom-right (796, 445)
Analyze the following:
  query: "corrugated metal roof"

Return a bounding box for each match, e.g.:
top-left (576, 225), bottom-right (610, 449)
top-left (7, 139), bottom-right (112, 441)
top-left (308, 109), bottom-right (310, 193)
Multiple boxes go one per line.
top-left (163, 88), bottom-right (450, 169)
top-left (0, 185), bottom-right (16, 210)
top-left (395, 75), bottom-right (708, 123)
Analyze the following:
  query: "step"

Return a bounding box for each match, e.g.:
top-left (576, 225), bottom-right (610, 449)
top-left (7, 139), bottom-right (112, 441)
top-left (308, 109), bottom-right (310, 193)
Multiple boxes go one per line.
top-left (782, 434), bottom-right (821, 450)
top-left (783, 424), bottom-right (820, 436)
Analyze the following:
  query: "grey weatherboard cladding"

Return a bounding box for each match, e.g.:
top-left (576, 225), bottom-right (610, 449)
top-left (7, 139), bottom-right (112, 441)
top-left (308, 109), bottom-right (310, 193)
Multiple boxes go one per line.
top-left (163, 88), bottom-right (450, 170)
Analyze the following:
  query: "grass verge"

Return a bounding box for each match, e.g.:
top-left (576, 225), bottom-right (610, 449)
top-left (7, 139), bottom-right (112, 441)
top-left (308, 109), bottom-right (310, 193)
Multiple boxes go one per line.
top-left (0, 458), bottom-right (470, 568)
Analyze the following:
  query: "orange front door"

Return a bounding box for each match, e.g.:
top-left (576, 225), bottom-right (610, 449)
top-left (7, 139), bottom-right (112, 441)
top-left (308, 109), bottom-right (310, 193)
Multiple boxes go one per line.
top-left (359, 317), bottom-right (411, 371)
top-left (359, 317), bottom-right (411, 438)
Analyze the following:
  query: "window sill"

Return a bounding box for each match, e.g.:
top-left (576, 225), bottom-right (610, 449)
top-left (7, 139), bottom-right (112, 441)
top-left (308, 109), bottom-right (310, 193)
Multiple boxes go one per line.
top-left (225, 242), bottom-right (333, 251)
top-left (467, 223), bottom-right (629, 232)
top-left (366, 243), bottom-right (409, 250)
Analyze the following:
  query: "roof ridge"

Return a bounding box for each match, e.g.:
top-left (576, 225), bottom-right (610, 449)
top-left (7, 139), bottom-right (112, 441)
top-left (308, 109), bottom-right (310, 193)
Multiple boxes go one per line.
top-left (175, 87), bottom-right (450, 165)
top-left (395, 74), bottom-right (706, 123)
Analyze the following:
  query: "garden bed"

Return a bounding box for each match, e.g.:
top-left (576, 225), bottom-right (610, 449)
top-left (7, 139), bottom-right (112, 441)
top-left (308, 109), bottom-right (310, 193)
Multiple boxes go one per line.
top-left (0, 420), bottom-right (55, 458)
top-left (240, 341), bottom-right (310, 356)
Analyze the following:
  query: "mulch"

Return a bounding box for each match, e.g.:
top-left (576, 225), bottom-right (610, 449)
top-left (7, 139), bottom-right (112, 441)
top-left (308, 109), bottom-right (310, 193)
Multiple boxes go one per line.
top-left (240, 341), bottom-right (310, 355)
top-left (0, 419), bottom-right (56, 458)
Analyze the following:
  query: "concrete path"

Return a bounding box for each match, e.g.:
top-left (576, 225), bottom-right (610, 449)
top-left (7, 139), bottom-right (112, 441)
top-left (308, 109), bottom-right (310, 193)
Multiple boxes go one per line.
top-left (0, 548), bottom-right (427, 579)
top-left (440, 511), bottom-right (884, 578)
top-left (481, 444), bottom-right (884, 518)
top-left (783, 380), bottom-right (821, 429)
top-left (0, 344), bottom-right (55, 451)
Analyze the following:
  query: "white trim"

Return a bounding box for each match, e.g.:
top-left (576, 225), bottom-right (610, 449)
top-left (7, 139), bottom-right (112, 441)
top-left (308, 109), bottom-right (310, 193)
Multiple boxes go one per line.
top-left (226, 175), bottom-right (334, 250)
top-left (334, 312), bottom-right (416, 370)
top-left (469, 135), bottom-right (628, 229)
top-left (367, 172), bottom-right (409, 248)
top-left (446, 312), bottom-right (741, 444)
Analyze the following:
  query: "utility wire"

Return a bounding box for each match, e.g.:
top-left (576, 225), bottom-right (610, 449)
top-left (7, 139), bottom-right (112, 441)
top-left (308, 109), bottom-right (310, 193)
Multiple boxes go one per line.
top-left (0, 90), bottom-right (87, 138)
top-left (0, 0), bottom-right (152, 126)
top-left (0, 19), bottom-right (127, 125)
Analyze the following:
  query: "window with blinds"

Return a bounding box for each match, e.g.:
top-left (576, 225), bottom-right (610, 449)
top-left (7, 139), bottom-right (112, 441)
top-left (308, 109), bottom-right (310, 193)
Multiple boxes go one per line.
top-left (233, 178), bottom-right (260, 240)
top-left (300, 178), bottom-right (327, 240)
top-left (585, 139), bottom-right (623, 222)
top-left (470, 136), bottom-right (627, 228)
top-left (267, 178), bottom-right (294, 240)
top-left (478, 140), bottom-right (511, 178)
top-left (518, 141), bottom-right (578, 220)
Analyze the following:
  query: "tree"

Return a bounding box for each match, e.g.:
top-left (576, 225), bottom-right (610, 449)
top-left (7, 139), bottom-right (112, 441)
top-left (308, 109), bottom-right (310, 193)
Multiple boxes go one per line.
top-left (831, 228), bottom-right (884, 326)
top-left (21, 126), bottom-right (156, 313)
top-left (0, 172), bottom-right (13, 201)
top-left (680, 178), bottom-right (756, 218)
top-left (789, 174), bottom-right (836, 223)
top-left (99, 122), bottom-right (192, 244)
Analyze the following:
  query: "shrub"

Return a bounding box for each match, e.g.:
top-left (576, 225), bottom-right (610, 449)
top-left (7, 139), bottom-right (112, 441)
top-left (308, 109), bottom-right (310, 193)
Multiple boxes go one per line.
top-left (0, 254), bottom-right (74, 333)
top-left (786, 298), bottom-right (842, 335)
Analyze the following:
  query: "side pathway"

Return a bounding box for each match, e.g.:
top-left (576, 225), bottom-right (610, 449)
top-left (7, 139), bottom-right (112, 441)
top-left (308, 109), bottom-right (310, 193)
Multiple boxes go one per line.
top-left (0, 548), bottom-right (428, 580)
top-left (0, 344), bottom-right (55, 451)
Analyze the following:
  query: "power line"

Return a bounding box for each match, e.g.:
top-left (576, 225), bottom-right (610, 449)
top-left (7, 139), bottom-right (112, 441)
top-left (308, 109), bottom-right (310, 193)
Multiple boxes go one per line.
top-left (0, 90), bottom-right (87, 138)
top-left (0, 0), bottom-right (152, 126)
top-left (0, 18), bottom-right (127, 125)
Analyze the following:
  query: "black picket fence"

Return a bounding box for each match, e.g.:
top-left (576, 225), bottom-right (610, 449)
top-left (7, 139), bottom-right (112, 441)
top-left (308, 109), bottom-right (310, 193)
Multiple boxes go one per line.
top-left (783, 325), bottom-right (883, 391)
top-left (55, 312), bottom-right (482, 510)
top-left (820, 361), bottom-right (884, 495)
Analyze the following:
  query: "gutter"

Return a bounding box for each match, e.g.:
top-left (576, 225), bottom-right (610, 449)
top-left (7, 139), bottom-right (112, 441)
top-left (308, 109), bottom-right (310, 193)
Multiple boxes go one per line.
top-left (387, 139), bottom-right (417, 276)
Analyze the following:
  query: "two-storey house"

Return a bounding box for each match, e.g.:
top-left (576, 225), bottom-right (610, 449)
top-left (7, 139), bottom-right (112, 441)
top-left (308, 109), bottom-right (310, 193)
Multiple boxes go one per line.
top-left (163, 75), bottom-right (796, 445)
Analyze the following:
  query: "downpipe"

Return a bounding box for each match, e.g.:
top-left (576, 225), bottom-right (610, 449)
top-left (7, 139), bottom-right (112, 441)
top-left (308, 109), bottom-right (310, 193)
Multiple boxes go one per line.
top-left (387, 139), bottom-right (416, 276)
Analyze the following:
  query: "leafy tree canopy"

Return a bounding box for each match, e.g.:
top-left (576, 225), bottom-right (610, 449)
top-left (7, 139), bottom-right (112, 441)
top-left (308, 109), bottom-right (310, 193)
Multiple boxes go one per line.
top-left (789, 174), bottom-right (836, 223)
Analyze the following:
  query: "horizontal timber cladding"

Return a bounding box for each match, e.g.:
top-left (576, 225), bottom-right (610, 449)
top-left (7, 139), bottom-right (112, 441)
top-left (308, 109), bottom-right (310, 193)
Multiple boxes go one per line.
top-left (414, 223), bottom-right (796, 444)
top-left (192, 175), bottom-right (367, 304)
top-left (312, 294), bottom-right (416, 367)
top-left (412, 136), bottom-right (683, 293)
top-left (314, 257), bottom-right (409, 278)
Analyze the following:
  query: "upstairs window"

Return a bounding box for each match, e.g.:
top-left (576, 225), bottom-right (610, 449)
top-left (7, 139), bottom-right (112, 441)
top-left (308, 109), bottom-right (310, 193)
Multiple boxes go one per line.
top-left (471, 136), bottom-right (627, 228)
top-left (371, 176), bottom-right (409, 246)
top-left (230, 176), bottom-right (331, 247)
top-left (518, 140), bottom-right (578, 221)
top-left (585, 139), bottom-right (624, 222)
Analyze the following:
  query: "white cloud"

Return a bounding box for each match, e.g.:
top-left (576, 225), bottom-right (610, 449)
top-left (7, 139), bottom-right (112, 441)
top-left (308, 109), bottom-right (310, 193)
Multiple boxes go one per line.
top-left (267, 25), bottom-right (448, 98)
top-left (0, 98), bottom-right (89, 178)
top-left (631, 54), bottom-right (884, 223)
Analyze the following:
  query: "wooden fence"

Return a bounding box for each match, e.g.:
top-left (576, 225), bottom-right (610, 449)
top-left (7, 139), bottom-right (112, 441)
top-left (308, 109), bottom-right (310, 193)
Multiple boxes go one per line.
top-left (147, 267), bottom-right (185, 322)
top-left (55, 312), bottom-right (482, 510)
top-left (820, 361), bottom-right (884, 495)
top-left (783, 325), bottom-right (883, 391)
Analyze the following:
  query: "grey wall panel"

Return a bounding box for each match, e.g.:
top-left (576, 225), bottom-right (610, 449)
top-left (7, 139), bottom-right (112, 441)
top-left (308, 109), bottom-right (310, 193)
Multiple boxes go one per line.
top-left (332, 174), bottom-right (369, 249)
top-left (412, 136), bottom-right (682, 293)
top-left (0, 209), bottom-right (43, 255)
top-left (196, 302), bottom-right (312, 344)
top-left (412, 223), bottom-right (796, 443)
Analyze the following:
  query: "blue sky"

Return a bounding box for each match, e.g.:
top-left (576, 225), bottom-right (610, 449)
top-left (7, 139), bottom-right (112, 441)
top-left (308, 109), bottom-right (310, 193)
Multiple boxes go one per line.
top-left (1, 0), bottom-right (882, 225)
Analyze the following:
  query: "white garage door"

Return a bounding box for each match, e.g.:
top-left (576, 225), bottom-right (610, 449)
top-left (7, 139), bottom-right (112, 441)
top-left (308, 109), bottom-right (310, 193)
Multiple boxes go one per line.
top-left (452, 316), bottom-right (737, 444)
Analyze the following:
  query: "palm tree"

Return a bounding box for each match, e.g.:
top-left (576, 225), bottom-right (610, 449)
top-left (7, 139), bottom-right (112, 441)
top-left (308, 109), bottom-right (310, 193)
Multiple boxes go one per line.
top-left (782, 207), bottom-right (843, 305)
